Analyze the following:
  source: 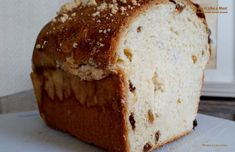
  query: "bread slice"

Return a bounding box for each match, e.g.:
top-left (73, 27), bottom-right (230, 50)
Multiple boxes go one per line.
top-left (31, 0), bottom-right (210, 151)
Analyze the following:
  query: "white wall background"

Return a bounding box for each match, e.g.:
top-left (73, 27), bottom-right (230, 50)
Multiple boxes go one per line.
top-left (205, 0), bottom-right (235, 83)
top-left (0, 0), bottom-right (234, 97)
top-left (0, 0), bottom-right (67, 97)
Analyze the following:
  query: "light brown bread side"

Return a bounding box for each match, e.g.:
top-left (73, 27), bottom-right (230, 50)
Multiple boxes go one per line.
top-left (31, 70), bottom-right (129, 151)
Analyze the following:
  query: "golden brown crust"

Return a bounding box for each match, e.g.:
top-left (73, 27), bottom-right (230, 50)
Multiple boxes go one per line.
top-left (32, 69), bottom-right (129, 152)
top-left (32, 0), bottom-right (207, 70)
top-left (41, 94), bottom-right (128, 152)
top-left (41, 96), bottom-right (128, 152)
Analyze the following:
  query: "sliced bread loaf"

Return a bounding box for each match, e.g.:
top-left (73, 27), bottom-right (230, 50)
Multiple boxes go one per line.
top-left (31, 0), bottom-right (210, 151)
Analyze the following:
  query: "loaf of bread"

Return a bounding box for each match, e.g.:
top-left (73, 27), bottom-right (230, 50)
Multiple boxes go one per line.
top-left (31, 0), bottom-right (210, 151)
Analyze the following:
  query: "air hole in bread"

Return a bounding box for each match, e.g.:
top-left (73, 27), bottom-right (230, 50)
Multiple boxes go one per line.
top-left (129, 113), bottom-right (136, 130)
top-left (152, 72), bottom-right (164, 92)
top-left (155, 113), bottom-right (159, 118)
top-left (129, 80), bottom-right (136, 93)
top-left (137, 26), bottom-right (143, 33)
top-left (124, 48), bottom-right (133, 62)
top-left (143, 142), bottom-right (152, 152)
top-left (202, 51), bottom-right (205, 56)
top-left (170, 27), bottom-right (179, 35)
top-left (187, 17), bottom-right (192, 22)
top-left (148, 110), bottom-right (154, 124)
top-left (124, 39), bottom-right (127, 45)
top-left (192, 55), bottom-right (197, 64)
top-left (155, 131), bottom-right (160, 144)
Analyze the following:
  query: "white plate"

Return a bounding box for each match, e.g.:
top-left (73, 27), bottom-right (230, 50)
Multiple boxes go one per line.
top-left (0, 111), bottom-right (235, 152)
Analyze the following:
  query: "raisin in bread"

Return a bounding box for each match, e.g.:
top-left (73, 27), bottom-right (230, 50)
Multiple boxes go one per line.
top-left (31, 0), bottom-right (210, 151)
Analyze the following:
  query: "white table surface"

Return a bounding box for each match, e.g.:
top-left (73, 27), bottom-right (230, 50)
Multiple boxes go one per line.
top-left (0, 111), bottom-right (234, 152)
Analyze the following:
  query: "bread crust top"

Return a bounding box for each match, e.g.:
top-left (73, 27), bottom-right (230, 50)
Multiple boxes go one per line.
top-left (32, 0), bottom-right (207, 70)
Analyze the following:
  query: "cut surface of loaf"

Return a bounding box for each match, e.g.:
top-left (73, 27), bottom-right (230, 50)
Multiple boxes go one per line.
top-left (31, 0), bottom-right (210, 151)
